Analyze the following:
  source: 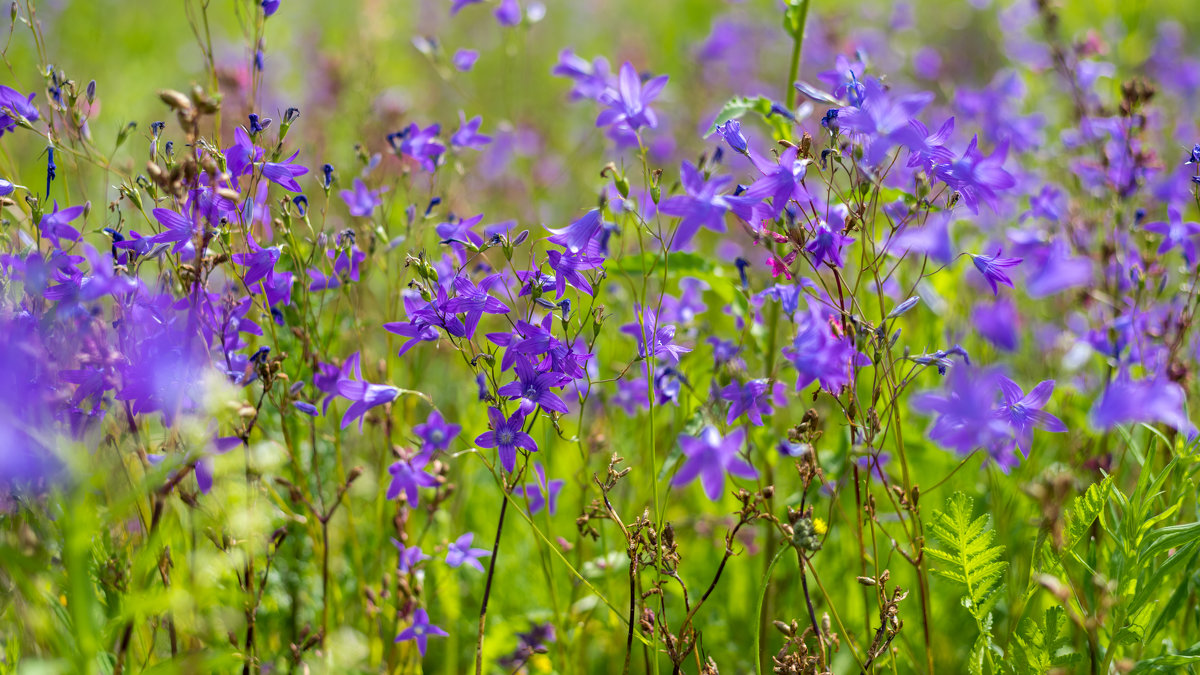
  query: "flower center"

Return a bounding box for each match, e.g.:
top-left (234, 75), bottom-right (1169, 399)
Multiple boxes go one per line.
top-left (498, 429), bottom-right (515, 445)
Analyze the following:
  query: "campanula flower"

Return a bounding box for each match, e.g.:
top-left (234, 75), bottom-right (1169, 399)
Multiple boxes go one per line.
top-left (0, 85), bottom-right (39, 137)
top-left (672, 426), bottom-right (757, 501)
top-left (445, 532), bottom-right (491, 572)
top-left (1143, 206), bottom-right (1200, 263)
top-left (596, 62), bottom-right (668, 131)
top-left (387, 453), bottom-right (439, 506)
top-left (395, 608), bottom-right (449, 656)
top-left (413, 409), bottom-right (461, 453)
top-left (474, 407), bottom-right (537, 472)
top-left (451, 111), bottom-right (492, 149)
top-left (521, 462), bottom-right (564, 515)
top-left (970, 249), bottom-right (1022, 295)
top-left (340, 178), bottom-right (382, 217)
top-left (335, 352), bottom-right (401, 431)
top-left (994, 377), bottom-right (1067, 455)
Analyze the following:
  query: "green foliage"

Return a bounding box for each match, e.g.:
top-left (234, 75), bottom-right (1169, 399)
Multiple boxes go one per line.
top-left (1011, 607), bottom-right (1080, 675)
top-left (925, 493), bottom-right (1008, 674)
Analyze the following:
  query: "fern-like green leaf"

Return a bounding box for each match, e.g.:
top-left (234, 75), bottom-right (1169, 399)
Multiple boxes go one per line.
top-left (1013, 606), bottom-right (1081, 674)
top-left (1062, 474), bottom-right (1113, 553)
top-left (926, 493), bottom-right (1009, 623)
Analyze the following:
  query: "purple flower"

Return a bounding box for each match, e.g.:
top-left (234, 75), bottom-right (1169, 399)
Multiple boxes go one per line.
top-left (224, 127), bottom-right (263, 184)
top-left (262, 150), bottom-right (309, 192)
top-left (261, 0), bottom-right (281, 16)
top-left (494, 0), bottom-right (520, 25)
top-left (146, 207), bottom-right (202, 253)
top-left (395, 608), bottom-right (449, 656)
top-left (1090, 374), bottom-right (1196, 438)
top-left (445, 274), bottom-right (512, 338)
top-left (36, 202), bottom-right (85, 248)
top-left (552, 49), bottom-right (612, 102)
top-left (451, 111), bottom-right (492, 150)
top-left (836, 79), bottom-right (934, 165)
top-left (620, 309), bottom-right (691, 363)
top-left (657, 162), bottom-right (741, 251)
top-left (911, 366), bottom-right (1016, 469)
top-left (392, 540), bottom-right (430, 573)
top-left (474, 407), bottom-right (537, 472)
top-left (450, 0), bottom-right (482, 14)
top-left (714, 119), bottom-right (748, 155)
top-left (413, 409), bottom-right (461, 453)
top-left (335, 352), bottom-right (400, 431)
top-left (521, 463), bottom-right (564, 515)
top-left (545, 209), bottom-right (604, 254)
top-left (933, 136), bottom-right (1015, 213)
top-left (545, 247), bottom-right (603, 298)
top-left (453, 49), bottom-right (479, 72)
top-left (596, 62), bottom-right (668, 131)
top-left (1143, 206), bottom-right (1200, 263)
top-left (782, 307), bottom-right (871, 392)
top-left (806, 221), bottom-right (855, 268)
top-left (995, 377), bottom-right (1067, 456)
top-left (497, 356), bottom-right (570, 414)
top-left (972, 298), bottom-right (1019, 351)
top-left (672, 426), bottom-right (757, 501)
top-left (445, 532), bottom-right (491, 572)
top-left (719, 379), bottom-right (775, 426)
top-left (743, 146), bottom-right (810, 221)
top-left (0, 85), bottom-right (39, 137)
top-left (387, 453), bottom-right (439, 506)
top-left (970, 249), bottom-right (1023, 295)
top-left (231, 237), bottom-right (280, 287)
top-left (340, 178), bottom-right (382, 218)
top-left (389, 123), bottom-right (445, 172)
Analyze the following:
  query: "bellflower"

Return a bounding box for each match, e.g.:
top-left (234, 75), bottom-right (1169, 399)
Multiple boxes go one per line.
top-left (453, 49), bottom-right (479, 72)
top-left (413, 409), bottom-right (461, 453)
top-left (933, 136), bottom-right (1016, 213)
top-left (806, 221), bottom-right (855, 268)
top-left (545, 209), bottom-right (604, 254)
top-left (387, 453), bottom-right (439, 506)
top-left (474, 407), bottom-right (537, 472)
top-left (340, 178), bottom-right (382, 217)
top-left (392, 540), bottom-right (430, 573)
top-left (1143, 206), bottom-right (1200, 263)
top-left (497, 356), bottom-right (570, 414)
top-left (742, 146), bottom-right (810, 221)
top-left (445, 532), bottom-right (491, 572)
top-left (445, 274), bottom-right (512, 338)
top-left (672, 426), bottom-right (758, 501)
top-left (0, 85), bottom-right (39, 137)
top-left (335, 352), bottom-right (401, 431)
top-left (521, 462), bottom-right (564, 515)
top-left (657, 162), bottom-right (740, 250)
top-left (451, 111), bottom-right (492, 150)
top-left (970, 249), bottom-right (1022, 295)
top-left (596, 62), bottom-right (668, 131)
top-left (262, 150), bottom-right (309, 192)
top-left (912, 366), bottom-right (1016, 470)
top-left (395, 608), bottom-right (449, 656)
top-left (995, 377), bottom-right (1067, 455)
top-left (719, 379), bottom-right (775, 425)
top-left (782, 307), bottom-right (871, 392)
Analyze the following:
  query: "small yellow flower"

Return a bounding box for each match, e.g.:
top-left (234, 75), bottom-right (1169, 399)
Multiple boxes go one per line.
top-left (812, 518), bottom-right (828, 536)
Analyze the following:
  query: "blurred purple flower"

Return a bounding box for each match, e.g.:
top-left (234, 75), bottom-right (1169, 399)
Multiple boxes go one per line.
top-left (596, 62), bottom-right (668, 131)
top-left (445, 532), bottom-right (491, 572)
top-left (395, 608), bottom-right (448, 656)
top-left (672, 426), bottom-right (757, 501)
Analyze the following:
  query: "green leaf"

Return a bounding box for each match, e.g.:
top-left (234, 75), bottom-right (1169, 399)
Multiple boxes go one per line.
top-left (1062, 474), bottom-right (1113, 553)
top-left (926, 493), bottom-right (1008, 672)
top-left (1012, 606), bottom-right (1081, 675)
top-left (704, 96), bottom-right (773, 136)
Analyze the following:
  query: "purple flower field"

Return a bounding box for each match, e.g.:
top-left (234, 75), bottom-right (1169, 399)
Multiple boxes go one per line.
top-left (1, 0), bottom-right (1200, 673)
